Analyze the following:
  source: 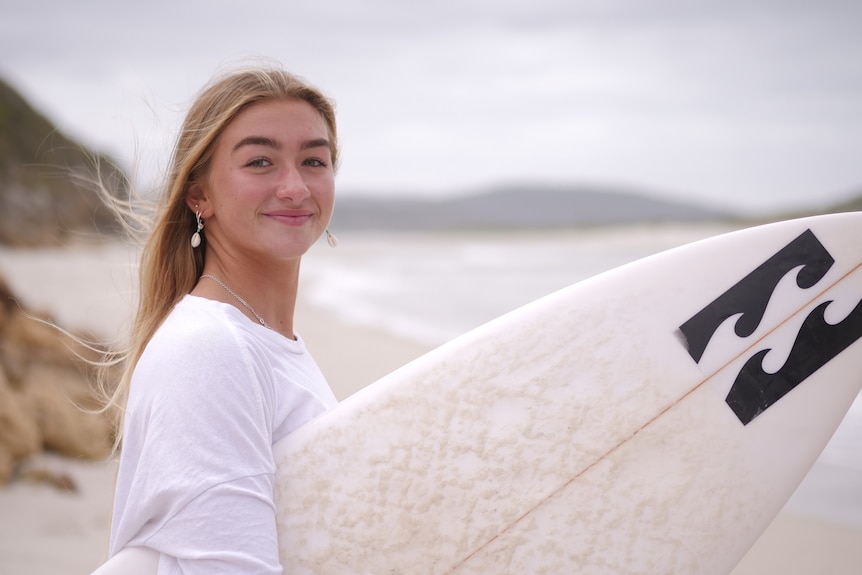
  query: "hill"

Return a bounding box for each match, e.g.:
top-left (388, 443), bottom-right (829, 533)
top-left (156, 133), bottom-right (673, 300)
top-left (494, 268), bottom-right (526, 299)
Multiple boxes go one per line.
top-left (765, 190), bottom-right (862, 223)
top-left (330, 185), bottom-right (734, 232)
top-left (0, 76), bottom-right (127, 246)
top-left (822, 192), bottom-right (862, 214)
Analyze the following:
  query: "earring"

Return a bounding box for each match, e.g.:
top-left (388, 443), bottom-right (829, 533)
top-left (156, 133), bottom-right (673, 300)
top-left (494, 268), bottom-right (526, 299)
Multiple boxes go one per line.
top-left (325, 229), bottom-right (338, 248)
top-left (191, 210), bottom-right (204, 248)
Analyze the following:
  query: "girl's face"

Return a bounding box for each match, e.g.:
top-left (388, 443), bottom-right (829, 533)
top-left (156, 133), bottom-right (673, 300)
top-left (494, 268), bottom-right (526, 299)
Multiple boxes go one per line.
top-left (190, 99), bottom-right (335, 265)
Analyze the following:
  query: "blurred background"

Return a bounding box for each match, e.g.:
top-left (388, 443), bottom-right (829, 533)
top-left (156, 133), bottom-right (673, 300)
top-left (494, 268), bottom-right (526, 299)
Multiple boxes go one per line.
top-left (0, 1), bottom-right (860, 573)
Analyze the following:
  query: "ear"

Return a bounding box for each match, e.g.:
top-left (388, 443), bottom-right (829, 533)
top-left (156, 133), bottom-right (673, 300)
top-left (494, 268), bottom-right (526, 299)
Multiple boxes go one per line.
top-left (185, 181), bottom-right (209, 215)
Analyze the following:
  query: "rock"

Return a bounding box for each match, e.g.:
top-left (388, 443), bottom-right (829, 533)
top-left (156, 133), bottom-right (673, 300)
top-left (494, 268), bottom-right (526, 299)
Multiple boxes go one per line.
top-left (0, 267), bottom-right (115, 485)
top-left (0, 369), bottom-right (41, 483)
top-left (17, 466), bottom-right (79, 493)
top-left (22, 366), bottom-right (113, 459)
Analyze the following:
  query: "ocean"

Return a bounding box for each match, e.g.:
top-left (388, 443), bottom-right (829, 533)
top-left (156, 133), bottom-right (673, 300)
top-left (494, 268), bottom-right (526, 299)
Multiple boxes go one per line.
top-left (301, 222), bottom-right (862, 526)
top-left (302, 223), bottom-right (740, 344)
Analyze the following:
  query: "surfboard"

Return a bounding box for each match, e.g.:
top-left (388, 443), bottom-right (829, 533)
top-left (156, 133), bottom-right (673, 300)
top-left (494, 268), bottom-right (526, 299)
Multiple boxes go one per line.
top-left (273, 212), bottom-right (862, 574)
top-left (90, 547), bottom-right (158, 574)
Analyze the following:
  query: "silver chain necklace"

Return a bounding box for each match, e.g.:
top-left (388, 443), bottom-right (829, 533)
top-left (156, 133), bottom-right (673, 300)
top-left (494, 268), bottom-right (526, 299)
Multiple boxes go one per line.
top-left (200, 274), bottom-right (271, 329)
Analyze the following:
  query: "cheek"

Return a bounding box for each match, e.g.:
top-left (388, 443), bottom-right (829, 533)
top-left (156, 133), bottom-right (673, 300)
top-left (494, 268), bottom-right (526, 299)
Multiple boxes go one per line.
top-left (220, 173), bottom-right (275, 207)
top-left (314, 176), bottom-right (336, 214)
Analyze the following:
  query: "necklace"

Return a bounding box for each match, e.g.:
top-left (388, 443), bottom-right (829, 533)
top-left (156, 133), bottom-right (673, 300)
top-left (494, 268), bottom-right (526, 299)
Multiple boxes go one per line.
top-left (200, 274), bottom-right (271, 329)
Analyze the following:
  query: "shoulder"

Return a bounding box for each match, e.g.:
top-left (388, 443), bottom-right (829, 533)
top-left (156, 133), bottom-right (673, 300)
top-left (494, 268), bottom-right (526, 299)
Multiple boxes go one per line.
top-left (151, 295), bottom-right (247, 352)
top-left (131, 296), bottom-right (268, 408)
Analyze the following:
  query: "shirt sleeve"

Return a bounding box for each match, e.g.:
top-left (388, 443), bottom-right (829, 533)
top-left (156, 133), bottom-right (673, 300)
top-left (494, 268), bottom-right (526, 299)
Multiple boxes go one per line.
top-left (151, 475), bottom-right (280, 574)
top-left (110, 312), bottom-right (282, 574)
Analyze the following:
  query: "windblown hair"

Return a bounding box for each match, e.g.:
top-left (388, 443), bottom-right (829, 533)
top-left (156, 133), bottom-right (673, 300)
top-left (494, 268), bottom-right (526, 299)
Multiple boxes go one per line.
top-left (99, 66), bottom-right (339, 445)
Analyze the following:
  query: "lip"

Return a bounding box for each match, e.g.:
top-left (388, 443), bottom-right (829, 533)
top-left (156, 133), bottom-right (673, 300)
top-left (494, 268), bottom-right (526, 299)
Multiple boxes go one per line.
top-left (264, 209), bottom-right (314, 226)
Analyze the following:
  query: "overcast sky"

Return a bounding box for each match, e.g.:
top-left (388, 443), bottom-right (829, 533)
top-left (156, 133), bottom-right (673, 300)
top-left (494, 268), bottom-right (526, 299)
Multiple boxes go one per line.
top-left (1, 0), bottom-right (860, 214)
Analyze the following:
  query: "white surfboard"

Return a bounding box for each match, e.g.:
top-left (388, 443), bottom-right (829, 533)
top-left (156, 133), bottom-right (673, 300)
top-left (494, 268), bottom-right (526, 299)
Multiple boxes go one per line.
top-left (273, 212), bottom-right (862, 574)
top-left (90, 547), bottom-right (159, 574)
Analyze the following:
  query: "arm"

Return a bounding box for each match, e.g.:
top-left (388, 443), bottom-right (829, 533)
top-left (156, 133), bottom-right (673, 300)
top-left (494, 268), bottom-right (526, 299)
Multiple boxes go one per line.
top-left (109, 310), bottom-right (281, 573)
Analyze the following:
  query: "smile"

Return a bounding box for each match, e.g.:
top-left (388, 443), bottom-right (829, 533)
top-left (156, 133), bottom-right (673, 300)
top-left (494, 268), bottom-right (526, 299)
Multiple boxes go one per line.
top-left (265, 210), bottom-right (313, 226)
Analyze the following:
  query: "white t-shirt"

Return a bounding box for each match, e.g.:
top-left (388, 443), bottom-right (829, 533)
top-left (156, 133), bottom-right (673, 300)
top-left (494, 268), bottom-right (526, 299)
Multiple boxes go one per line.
top-left (108, 295), bottom-right (338, 574)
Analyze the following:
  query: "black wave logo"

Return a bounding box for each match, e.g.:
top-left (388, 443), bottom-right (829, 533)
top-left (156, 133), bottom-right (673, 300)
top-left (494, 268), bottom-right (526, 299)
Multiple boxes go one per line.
top-left (678, 229), bottom-right (862, 425)
top-left (726, 298), bottom-right (862, 424)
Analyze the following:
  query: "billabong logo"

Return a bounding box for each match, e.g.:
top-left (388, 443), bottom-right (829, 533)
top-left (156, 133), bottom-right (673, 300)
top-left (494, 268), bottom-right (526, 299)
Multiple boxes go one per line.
top-left (678, 229), bottom-right (862, 425)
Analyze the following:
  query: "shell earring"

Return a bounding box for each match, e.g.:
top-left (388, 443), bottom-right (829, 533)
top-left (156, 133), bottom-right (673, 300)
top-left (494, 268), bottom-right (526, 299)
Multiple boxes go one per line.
top-left (325, 229), bottom-right (338, 248)
top-left (191, 210), bottom-right (204, 248)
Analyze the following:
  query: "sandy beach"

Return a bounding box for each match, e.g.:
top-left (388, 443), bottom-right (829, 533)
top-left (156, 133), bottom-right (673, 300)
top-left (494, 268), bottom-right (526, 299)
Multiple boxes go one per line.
top-left (0, 241), bottom-right (860, 574)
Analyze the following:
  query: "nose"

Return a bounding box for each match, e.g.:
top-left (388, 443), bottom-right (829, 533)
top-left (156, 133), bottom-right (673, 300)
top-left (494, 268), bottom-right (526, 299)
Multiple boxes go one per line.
top-left (275, 166), bottom-right (310, 202)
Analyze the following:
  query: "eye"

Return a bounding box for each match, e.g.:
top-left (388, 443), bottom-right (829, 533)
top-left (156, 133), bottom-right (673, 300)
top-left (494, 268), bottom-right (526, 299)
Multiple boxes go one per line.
top-left (303, 158), bottom-right (328, 168)
top-left (246, 157), bottom-right (272, 168)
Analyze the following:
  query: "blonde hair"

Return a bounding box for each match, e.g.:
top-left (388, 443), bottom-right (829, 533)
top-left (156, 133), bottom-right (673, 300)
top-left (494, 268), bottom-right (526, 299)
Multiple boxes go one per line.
top-left (101, 66), bottom-right (338, 442)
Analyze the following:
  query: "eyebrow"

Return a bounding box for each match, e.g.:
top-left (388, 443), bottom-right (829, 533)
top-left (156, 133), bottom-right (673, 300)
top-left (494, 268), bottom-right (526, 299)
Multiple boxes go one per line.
top-left (232, 136), bottom-right (331, 153)
top-left (233, 136), bottom-right (280, 152)
top-left (300, 138), bottom-right (331, 152)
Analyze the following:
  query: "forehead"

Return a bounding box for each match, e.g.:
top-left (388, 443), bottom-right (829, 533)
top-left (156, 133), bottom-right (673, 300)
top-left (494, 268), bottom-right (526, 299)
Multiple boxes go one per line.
top-left (222, 99), bottom-right (329, 142)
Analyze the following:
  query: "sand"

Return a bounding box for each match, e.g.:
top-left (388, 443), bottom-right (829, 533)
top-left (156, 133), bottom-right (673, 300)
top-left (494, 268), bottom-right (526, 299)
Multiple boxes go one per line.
top-left (0, 242), bottom-right (860, 574)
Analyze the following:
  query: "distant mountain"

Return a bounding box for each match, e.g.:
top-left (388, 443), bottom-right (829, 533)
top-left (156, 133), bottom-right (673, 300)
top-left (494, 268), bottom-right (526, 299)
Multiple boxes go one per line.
top-left (0, 76), bottom-right (128, 246)
top-left (330, 185), bottom-right (734, 232)
top-left (822, 192), bottom-right (862, 214)
top-left (763, 189), bottom-right (862, 223)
